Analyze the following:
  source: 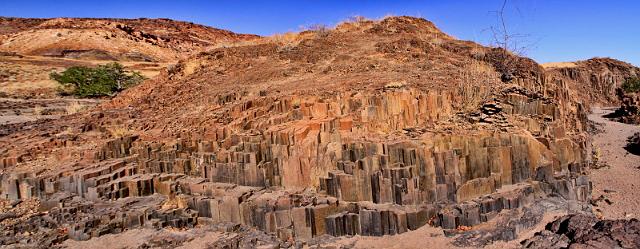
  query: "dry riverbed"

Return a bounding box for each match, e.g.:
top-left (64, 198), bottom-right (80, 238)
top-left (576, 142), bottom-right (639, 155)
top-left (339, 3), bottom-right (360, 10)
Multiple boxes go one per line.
top-left (588, 107), bottom-right (640, 220)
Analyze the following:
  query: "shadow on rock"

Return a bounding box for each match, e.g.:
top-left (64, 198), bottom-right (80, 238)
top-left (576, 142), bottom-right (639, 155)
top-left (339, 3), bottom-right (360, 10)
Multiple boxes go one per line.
top-left (521, 214), bottom-right (640, 249)
top-left (624, 132), bottom-right (640, 156)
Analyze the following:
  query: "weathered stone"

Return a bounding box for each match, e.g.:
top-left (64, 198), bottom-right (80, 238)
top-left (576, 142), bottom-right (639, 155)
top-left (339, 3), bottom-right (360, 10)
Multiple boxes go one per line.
top-left (521, 214), bottom-right (640, 249)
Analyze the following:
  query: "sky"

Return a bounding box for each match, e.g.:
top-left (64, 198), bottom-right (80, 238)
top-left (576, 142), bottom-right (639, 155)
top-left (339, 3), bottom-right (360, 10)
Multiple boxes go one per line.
top-left (1, 0), bottom-right (639, 66)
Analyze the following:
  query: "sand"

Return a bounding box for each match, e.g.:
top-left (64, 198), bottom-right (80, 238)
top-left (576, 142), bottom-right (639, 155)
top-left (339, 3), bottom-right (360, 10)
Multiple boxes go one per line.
top-left (588, 107), bottom-right (640, 220)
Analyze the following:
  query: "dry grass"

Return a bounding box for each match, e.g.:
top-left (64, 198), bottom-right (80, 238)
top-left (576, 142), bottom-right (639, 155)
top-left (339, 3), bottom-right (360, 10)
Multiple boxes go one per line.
top-left (1, 77), bottom-right (59, 96)
top-left (429, 34), bottom-right (444, 46)
top-left (337, 15), bottom-right (369, 27)
top-left (32, 105), bottom-right (44, 116)
top-left (384, 81), bottom-right (407, 89)
top-left (308, 24), bottom-right (331, 38)
top-left (106, 125), bottom-right (132, 138)
top-left (267, 31), bottom-right (328, 52)
top-left (291, 99), bottom-right (301, 109)
top-left (348, 15), bottom-right (369, 23)
top-left (335, 15), bottom-right (374, 32)
top-left (65, 101), bottom-right (85, 114)
top-left (456, 59), bottom-right (498, 112)
top-left (541, 62), bottom-right (578, 69)
top-left (468, 60), bottom-right (497, 76)
top-left (208, 38), bottom-right (263, 50)
top-left (206, 15), bottom-right (394, 53)
top-left (268, 32), bottom-right (304, 49)
top-left (209, 22), bottom-right (336, 51)
top-left (470, 46), bottom-right (486, 60)
top-left (457, 84), bottom-right (489, 112)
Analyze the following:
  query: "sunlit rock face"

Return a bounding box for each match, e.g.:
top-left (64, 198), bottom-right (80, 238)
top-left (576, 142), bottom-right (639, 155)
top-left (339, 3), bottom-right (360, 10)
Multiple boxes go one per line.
top-left (0, 84), bottom-right (591, 240)
top-left (0, 16), bottom-right (598, 246)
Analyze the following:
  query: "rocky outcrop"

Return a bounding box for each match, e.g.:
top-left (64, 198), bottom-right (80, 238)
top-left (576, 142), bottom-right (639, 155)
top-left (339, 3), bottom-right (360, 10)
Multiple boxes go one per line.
top-left (607, 89), bottom-right (640, 124)
top-left (521, 214), bottom-right (640, 249)
top-left (0, 84), bottom-right (593, 245)
top-left (0, 16), bottom-right (595, 247)
top-left (625, 132), bottom-right (640, 155)
top-left (544, 58), bottom-right (640, 105)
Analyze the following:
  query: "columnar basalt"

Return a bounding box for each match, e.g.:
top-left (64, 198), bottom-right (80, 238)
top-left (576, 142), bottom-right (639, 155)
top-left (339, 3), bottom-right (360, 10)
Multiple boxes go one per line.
top-left (1, 85), bottom-right (592, 244)
top-left (0, 16), bottom-right (597, 247)
top-left (544, 57), bottom-right (640, 105)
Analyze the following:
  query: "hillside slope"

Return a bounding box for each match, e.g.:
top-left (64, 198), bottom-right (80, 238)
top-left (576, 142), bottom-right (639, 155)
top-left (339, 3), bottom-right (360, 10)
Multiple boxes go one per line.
top-left (0, 17), bottom-right (258, 62)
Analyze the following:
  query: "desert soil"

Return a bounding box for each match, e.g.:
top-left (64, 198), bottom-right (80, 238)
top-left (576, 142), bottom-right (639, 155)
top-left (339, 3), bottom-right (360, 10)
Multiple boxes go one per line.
top-left (588, 107), bottom-right (640, 220)
top-left (0, 97), bottom-right (101, 125)
top-left (0, 54), bottom-right (164, 125)
top-left (1, 55), bottom-right (169, 99)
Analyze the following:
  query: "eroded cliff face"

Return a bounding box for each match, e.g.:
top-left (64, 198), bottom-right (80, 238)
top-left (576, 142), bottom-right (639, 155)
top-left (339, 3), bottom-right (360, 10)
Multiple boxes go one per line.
top-left (0, 16), bottom-right (594, 247)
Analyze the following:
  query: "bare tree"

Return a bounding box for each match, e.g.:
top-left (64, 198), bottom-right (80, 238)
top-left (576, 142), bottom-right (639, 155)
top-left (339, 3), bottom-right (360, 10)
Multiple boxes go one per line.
top-left (488, 0), bottom-right (531, 82)
top-left (308, 24), bottom-right (330, 38)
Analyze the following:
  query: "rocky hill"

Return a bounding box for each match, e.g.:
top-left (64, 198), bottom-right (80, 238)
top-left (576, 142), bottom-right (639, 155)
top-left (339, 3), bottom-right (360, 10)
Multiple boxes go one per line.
top-left (544, 57), bottom-right (640, 105)
top-left (0, 16), bottom-right (604, 248)
top-left (0, 17), bottom-right (258, 62)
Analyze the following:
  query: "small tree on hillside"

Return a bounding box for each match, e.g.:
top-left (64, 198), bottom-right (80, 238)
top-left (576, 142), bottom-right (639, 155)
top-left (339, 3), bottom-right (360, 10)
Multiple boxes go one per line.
top-left (621, 77), bottom-right (640, 93)
top-left (51, 62), bottom-right (145, 97)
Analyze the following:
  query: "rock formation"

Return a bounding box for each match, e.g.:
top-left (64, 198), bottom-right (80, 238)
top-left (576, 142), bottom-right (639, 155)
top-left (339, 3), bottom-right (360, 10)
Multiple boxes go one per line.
top-left (544, 57), bottom-right (640, 105)
top-left (546, 59), bottom-right (640, 125)
top-left (625, 132), bottom-right (640, 155)
top-left (521, 214), bottom-right (640, 249)
top-left (0, 16), bottom-right (597, 247)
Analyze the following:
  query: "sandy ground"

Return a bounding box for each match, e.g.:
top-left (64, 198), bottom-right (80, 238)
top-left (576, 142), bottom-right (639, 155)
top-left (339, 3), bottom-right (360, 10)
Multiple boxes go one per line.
top-left (58, 210), bottom-right (566, 249)
top-left (331, 224), bottom-right (467, 249)
top-left (1, 55), bottom-right (168, 99)
top-left (0, 97), bottom-right (101, 125)
top-left (64, 225), bottom-right (466, 249)
top-left (329, 204), bottom-right (568, 249)
top-left (588, 107), bottom-right (640, 219)
top-left (0, 54), bottom-right (161, 125)
top-left (62, 228), bottom-right (225, 249)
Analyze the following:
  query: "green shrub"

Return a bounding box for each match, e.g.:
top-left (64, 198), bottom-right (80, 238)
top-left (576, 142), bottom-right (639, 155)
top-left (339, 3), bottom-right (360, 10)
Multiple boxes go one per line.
top-left (50, 62), bottom-right (145, 97)
top-left (621, 77), bottom-right (640, 93)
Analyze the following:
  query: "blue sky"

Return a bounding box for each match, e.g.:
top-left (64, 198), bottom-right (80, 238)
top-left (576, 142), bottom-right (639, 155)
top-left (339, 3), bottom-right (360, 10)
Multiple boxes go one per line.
top-left (1, 0), bottom-right (638, 66)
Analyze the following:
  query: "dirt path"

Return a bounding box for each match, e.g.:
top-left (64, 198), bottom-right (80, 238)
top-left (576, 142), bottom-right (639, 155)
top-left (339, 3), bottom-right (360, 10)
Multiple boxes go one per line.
top-left (588, 107), bottom-right (640, 219)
